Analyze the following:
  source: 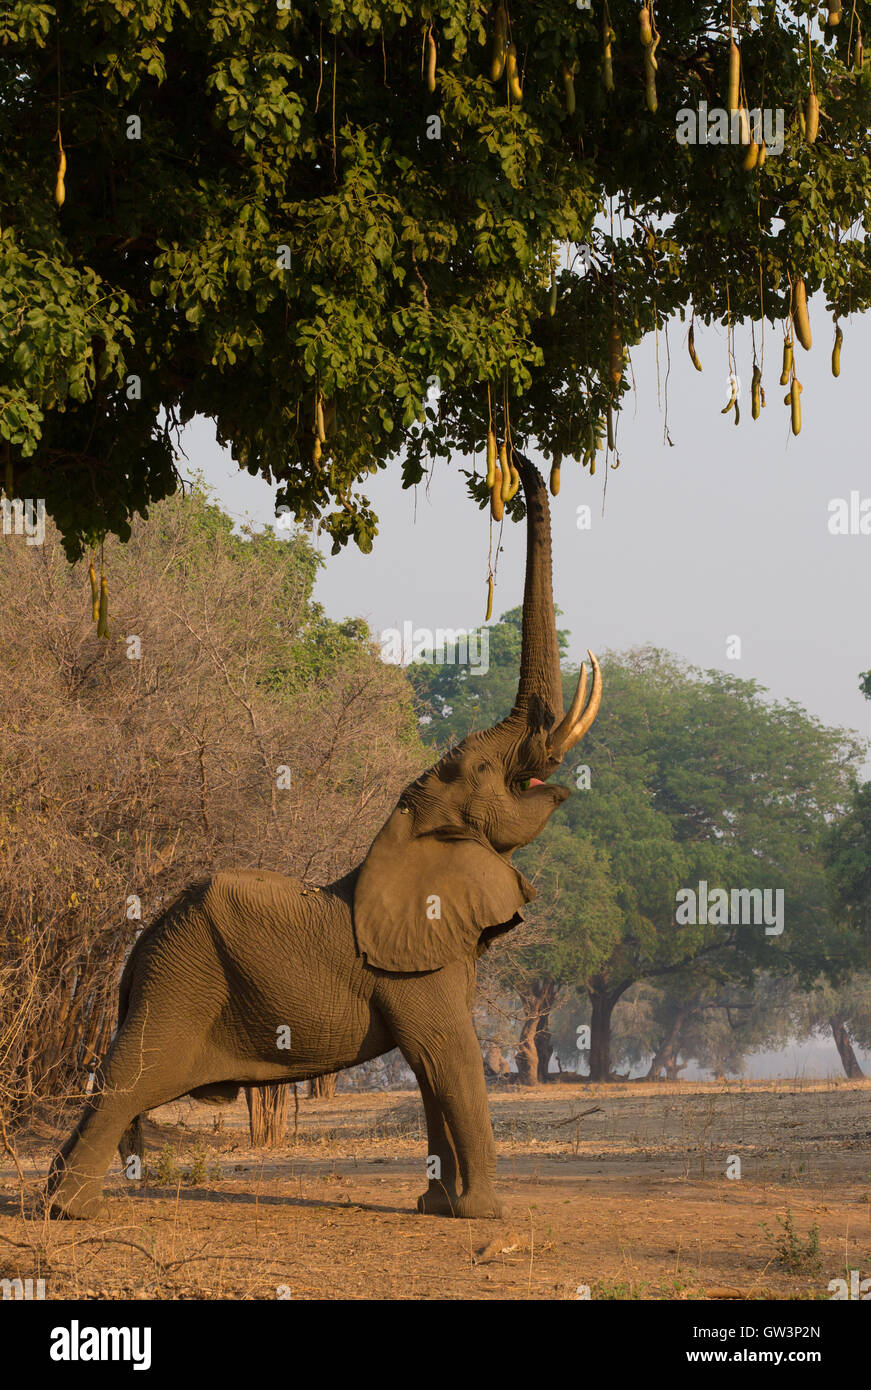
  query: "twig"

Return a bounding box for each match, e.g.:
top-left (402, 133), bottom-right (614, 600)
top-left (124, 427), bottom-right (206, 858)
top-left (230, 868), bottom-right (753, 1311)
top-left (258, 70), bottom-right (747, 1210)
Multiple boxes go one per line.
top-left (549, 1106), bottom-right (603, 1127)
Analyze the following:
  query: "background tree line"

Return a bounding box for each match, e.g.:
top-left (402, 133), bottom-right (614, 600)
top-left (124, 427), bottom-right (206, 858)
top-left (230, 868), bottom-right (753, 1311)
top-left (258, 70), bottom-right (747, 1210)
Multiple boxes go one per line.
top-left (411, 612), bottom-right (871, 1084)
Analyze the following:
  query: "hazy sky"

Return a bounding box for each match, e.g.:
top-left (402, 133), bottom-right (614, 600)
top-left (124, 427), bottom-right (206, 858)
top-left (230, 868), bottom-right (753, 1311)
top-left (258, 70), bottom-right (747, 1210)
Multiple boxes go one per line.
top-left (186, 296), bottom-right (871, 776)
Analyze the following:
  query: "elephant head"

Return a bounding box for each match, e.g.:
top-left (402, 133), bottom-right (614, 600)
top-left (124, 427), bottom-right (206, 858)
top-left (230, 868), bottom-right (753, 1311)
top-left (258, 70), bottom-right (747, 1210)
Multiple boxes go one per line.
top-left (353, 449), bottom-right (601, 973)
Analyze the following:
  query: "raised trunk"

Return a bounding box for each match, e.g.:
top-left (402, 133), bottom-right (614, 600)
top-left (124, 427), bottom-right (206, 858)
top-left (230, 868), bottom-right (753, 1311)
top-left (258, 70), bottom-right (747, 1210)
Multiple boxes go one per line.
top-left (509, 453), bottom-right (565, 729)
top-left (484, 452), bottom-right (600, 776)
top-left (830, 1015), bottom-right (865, 1079)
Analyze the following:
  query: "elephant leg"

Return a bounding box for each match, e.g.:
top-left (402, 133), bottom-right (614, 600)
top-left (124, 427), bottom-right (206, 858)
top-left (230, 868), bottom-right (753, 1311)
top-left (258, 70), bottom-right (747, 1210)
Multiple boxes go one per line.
top-left (378, 973), bottom-right (504, 1220)
top-left (46, 1010), bottom-right (208, 1218)
top-left (414, 1073), bottom-right (461, 1216)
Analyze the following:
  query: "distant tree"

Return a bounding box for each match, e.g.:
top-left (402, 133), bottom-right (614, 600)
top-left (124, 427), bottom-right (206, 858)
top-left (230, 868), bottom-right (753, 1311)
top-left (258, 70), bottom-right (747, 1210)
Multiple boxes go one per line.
top-left (827, 781), bottom-right (871, 938)
top-left (485, 826), bottom-right (622, 1083)
top-left (410, 605), bottom-right (570, 749)
top-left (642, 973), bottom-right (792, 1079)
top-left (419, 617), bottom-right (866, 1081)
top-left (789, 976), bottom-right (871, 1080)
top-left (246, 1085), bottom-right (290, 1147)
top-left (820, 667), bottom-right (871, 1076)
top-left (555, 648), bottom-right (864, 1078)
top-left (826, 668), bottom-right (871, 941)
top-left (308, 1075), bottom-right (339, 1099)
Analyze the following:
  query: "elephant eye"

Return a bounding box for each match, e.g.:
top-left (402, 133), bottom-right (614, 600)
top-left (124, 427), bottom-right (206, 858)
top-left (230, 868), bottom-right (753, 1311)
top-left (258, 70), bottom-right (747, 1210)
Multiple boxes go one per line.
top-left (477, 761), bottom-right (487, 774)
top-left (518, 777), bottom-right (531, 791)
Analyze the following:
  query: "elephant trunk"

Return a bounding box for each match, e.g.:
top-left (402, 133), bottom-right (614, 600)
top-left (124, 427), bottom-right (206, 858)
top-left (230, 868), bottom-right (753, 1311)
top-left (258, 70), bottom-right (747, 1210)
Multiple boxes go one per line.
top-left (494, 450), bottom-right (601, 772)
top-left (508, 451), bottom-right (566, 730)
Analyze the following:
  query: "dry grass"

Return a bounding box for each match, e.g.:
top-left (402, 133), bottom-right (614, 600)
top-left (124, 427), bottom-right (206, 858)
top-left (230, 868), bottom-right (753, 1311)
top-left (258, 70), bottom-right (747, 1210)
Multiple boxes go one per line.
top-left (1, 1078), bottom-right (869, 1300)
top-left (0, 493), bottom-right (422, 1124)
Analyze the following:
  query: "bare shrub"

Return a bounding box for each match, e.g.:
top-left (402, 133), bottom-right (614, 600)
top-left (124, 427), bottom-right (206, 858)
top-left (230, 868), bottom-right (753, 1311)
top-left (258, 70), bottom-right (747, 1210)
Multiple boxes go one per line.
top-left (0, 488), bottom-right (424, 1127)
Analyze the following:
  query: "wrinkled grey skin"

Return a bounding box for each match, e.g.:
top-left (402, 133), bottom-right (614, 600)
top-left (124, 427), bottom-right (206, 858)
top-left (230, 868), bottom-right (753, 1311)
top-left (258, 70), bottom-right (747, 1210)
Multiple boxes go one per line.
top-left (46, 454), bottom-right (600, 1221)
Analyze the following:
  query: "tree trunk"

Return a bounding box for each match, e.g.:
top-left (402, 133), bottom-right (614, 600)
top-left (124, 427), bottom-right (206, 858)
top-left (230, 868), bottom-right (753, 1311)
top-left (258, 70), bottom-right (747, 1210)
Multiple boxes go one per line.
top-left (534, 1013), bottom-right (553, 1083)
top-left (516, 981), bottom-right (557, 1086)
top-left (646, 1011), bottom-right (686, 1080)
top-left (515, 1017), bottom-right (538, 1086)
top-left (588, 989), bottom-right (615, 1083)
top-left (384, 1052), bottom-right (407, 1086)
top-left (830, 1015), bottom-right (865, 1080)
top-left (483, 1043), bottom-right (510, 1078)
top-left (245, 1083), bottom-right (289, 1146)
top-left (308, 1073), bottom-right (338, 1099)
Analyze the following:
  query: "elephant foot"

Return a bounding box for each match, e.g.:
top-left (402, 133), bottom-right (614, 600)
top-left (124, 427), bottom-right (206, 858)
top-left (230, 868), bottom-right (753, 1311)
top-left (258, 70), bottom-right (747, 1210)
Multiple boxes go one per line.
top-left (416, 1184), bottom-right (461, 1217)
top-left (44, 1172), bottom-right (108, 1221)
top-left (416, 1185), bottom-right (504, 1219)
top-left (455, 1188), bottom-right (505, 1220)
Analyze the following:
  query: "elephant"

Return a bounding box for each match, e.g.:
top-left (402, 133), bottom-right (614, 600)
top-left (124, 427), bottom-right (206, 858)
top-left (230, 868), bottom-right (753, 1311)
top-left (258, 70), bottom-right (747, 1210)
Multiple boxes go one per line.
top-left (46, 452), bottom-right (601, 1221)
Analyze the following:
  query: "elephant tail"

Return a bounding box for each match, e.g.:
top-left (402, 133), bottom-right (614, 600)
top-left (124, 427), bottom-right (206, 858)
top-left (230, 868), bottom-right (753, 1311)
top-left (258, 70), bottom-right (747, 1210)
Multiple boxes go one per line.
top-left (115, 954), bottom-right (144, 1168)
top-left (118, 1114), bottom-right (144, 1166)
top-left (113, 987), bottom-right (146, 1166)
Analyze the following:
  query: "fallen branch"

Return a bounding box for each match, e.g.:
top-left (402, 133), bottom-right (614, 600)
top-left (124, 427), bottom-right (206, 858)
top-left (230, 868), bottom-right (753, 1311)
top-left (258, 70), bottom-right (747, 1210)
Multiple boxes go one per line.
top-left (550, 1106), bottom-right (603, 1128)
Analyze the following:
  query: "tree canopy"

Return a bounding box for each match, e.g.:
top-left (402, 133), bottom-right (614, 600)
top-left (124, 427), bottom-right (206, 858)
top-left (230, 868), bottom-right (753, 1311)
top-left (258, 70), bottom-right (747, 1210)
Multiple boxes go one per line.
top-left (3, 1), bottom-right (870, 558)
top-left (826, 667), bottom-right (871, 938)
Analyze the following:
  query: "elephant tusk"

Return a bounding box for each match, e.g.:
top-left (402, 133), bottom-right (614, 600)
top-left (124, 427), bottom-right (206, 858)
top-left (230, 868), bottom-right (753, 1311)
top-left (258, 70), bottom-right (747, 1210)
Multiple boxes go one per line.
top-left (553, 660), bottom-right (587, 746)
top-left (548, 651), bottom-right (602, 760)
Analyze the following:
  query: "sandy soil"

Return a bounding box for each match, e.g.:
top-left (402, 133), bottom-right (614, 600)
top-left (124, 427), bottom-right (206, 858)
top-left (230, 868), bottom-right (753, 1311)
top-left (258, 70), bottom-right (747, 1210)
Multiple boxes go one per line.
top-left (1, 1078), bottom-right (869, 1300)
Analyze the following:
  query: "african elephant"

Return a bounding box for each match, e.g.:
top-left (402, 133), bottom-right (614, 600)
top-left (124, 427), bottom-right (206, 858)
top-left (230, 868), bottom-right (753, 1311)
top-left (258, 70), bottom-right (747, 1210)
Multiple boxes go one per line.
top-left (46, 452), bottom-right (601, 1221)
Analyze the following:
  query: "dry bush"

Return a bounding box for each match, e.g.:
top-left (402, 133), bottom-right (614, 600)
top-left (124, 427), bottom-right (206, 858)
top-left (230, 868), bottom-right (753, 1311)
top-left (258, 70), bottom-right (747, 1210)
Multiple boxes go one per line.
top-left (0, 487), bottom-right (424, 1125)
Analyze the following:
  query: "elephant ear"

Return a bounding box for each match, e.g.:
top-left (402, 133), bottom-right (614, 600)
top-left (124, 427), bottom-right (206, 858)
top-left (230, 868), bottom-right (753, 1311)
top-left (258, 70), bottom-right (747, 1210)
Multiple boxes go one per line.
top-left (353, 806), bottom-right (536, 972)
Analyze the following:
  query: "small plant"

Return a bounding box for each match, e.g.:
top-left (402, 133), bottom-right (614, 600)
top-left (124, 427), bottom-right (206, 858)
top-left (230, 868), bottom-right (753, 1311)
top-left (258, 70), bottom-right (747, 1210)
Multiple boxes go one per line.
top-left (593, 1279), bottom-right (645, 1300)
top-left (187, 1140), bottom-right (209, 1186)
top-left (761, 1208), bottom-right (822, 1274)
top-left (150, 1143), bottom-right (181, 1188)
top-left (591, 1277), bottom-right (692, 1300)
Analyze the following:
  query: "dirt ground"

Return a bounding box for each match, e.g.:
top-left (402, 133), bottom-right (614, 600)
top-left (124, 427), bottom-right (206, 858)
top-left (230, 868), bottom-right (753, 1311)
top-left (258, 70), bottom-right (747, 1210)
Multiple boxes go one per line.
top-left (1, 1078), bottom-right (869, 1300)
